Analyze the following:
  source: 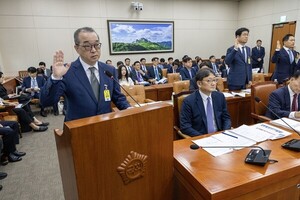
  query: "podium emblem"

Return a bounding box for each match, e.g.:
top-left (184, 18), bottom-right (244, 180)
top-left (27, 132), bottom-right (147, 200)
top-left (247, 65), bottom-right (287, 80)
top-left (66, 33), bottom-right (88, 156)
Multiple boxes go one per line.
top-left (117, 151), bottom-right (147, 185)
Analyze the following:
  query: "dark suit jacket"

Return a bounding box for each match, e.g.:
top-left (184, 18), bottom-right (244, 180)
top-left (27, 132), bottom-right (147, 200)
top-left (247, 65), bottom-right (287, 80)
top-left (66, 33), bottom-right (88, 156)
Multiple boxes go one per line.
top-left (147, 66), bottom-right (163, 80)
top-left (271, 48), bottom-right (300, 84)
top-left (180, 67), bottom-right (196, 81)
top-left (0, 84), bottom-right (9, 100)
top-left (40, 58), bottom-right (130, 121)
top-left (225, 46), bottom-right (252, 87)
top-left (130, 70), bottom-right (149, 83)
top-left (180, 91), bottom-right (231, 136)
top-left (167, 66), bottom-right (181, 74)
top-left (22, 76), bottom-right (45, 98)
top-left (251, 46), bottom-right (265, 65)
top-left (266, 86), bottom-right (300, 119)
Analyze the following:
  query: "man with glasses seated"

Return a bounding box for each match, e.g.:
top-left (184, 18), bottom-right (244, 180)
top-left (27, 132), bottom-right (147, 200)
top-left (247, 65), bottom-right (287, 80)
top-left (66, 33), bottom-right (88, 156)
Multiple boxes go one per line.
top-left (180, 68), bottom-right (231, 137)
top-left (40, 27), bottom-right (130, 121)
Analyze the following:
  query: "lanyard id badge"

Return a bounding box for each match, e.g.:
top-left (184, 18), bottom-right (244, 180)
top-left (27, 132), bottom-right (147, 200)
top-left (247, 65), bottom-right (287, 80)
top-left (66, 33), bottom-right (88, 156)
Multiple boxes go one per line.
top-left (104, 84), bottom-right (111, 101)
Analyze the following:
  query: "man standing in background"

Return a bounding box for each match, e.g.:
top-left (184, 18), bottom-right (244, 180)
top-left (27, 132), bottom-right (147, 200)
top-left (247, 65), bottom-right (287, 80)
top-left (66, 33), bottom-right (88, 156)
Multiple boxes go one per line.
top-left (271, 34), bottom-right (300, 84)
top-left (39, 61), bottom-right (51, 78)
top-left (225, 27), bottom-right (252, 90)
top-left (251, 39), bottom-right (265, 73)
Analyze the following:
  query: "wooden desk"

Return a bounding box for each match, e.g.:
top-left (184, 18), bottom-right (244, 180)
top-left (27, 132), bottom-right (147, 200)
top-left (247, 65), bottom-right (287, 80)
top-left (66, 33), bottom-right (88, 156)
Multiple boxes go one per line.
top-left (174, 131), bottom-right (300, 200)
top-left (145, 83), bottom-right (173, 101)
top-left (226, 95), bottom-right (252, 127)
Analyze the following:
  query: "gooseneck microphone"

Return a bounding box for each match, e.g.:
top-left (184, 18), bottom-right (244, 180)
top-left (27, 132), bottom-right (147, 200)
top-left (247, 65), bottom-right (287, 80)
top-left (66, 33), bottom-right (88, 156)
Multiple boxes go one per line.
top-left (190, 143), bottom-right (272, 166)
top-left (104, 70), bottom-right (141, 107)
top-left (255, 96), bottom-right (300, 151)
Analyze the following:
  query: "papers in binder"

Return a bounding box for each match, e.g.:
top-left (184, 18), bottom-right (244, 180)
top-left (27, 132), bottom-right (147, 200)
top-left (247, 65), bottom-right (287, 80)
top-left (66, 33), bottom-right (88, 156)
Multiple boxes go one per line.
top-left (270, 117), bottom-right (300, 132)
top-left (192, 123), bottom-right (291, 157)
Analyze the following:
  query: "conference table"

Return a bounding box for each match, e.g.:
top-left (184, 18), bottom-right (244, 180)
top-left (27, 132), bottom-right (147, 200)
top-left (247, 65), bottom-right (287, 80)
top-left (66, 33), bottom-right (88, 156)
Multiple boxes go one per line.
top-left (173, 126), bottom-right (300, 200)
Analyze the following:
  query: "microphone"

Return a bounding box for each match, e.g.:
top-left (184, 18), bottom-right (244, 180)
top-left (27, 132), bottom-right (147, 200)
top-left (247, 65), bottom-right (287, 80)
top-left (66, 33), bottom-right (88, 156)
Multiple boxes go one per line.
top-left (104, 70), bottom-right (141, 107)
top-left (190, 143), bottom-right (272, 166)
top-left (255, 96), bottom-right (300, 151)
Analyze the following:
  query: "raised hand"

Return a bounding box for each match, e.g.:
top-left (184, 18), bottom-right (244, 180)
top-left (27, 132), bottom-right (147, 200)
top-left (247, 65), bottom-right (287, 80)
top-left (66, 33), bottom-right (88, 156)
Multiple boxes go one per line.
top-left (234, 38), bottom-right (239, 49)
top-left (276, 40), bottom-right (281, 49)
top-left (52, 50), bottom-right (71, 79)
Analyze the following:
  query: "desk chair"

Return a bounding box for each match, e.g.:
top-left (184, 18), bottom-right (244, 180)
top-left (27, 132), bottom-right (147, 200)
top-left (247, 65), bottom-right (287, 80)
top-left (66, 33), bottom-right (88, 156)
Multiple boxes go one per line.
top-left (167, 73), bottom-right (180, 83)
top-left (252, 73), bottom-right (265, 84)
top-left (173, 80), bottom-right (190, 95)
top-left (121, 85), bottom-right (154, 106)
top-left (216, 77), bottom-right (226, 92)
top-left (173, 91), bottom-right (193, 139)
top-left (251, 81), bottom-right (277, 124)
top-left (162, 68), bottom-right (167, 78)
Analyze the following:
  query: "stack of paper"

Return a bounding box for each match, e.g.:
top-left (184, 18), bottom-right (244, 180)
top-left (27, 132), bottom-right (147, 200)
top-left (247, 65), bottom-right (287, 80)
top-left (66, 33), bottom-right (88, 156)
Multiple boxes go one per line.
top-left (270, 117), bottom-right (300, 133)
top-left (192, 123), bottom-right (291, 157)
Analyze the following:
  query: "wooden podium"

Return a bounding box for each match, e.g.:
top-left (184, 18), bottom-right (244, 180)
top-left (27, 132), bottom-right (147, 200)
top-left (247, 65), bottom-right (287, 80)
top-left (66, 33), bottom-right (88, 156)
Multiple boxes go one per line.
top-left (55, 103), bottom-right (173, 200)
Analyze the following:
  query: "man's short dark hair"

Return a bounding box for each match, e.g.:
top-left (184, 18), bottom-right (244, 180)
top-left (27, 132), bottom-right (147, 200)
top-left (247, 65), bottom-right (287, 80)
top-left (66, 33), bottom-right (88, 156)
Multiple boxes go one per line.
top-left (221, 55), bottom-right (226, 59)
top-left (105, 59), bottom-right (112, 64)
top-left (235, 27), bottom-right (249, 37)
top-left (182, 55), bottom-right (189, 61)
top-left (74, 27), bottom-right (99, 45)
top-left (133, 61), bottom-right (140, 66)
top-left (282, 34), bottom-right (294, 43)
top-left (39, 62), bottom-right (46, 66)
top-left (209, 55), bottom-right (215, 60)
top-left (199, 61), bottom-right (210, 69)
top-left (117, 61), bottom-right (123, 66)
top-left (173, 59), bottom-right (180, 66)
top-left (160, 58), bottom-right (165, 63)
top-left (256, 39), bottom-right (262, 43)
top-left (195, 68), bottom-right (215, 81)
top-left (125, 58), bottom-right (130, 62)
top-left (27, 67), bottom-right (37, 73)
top-left (290, 70), bottom-right (300, 79)
top-left (183, 56), bottom-right (192, 63)
top-left (151, 57), bottom-right (159, 62)
top-left (168, 57), bottom-right (173, 61)
top-left (140, 58), bottom-right (146, 62)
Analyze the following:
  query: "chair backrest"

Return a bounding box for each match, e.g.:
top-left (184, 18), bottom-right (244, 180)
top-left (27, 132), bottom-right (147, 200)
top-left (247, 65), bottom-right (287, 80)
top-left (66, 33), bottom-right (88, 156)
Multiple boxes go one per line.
top-left (252, 73), bottom-right (265, 84)
top-left (121, 85), bottom-right (146, 104)
top-left (162, 68), bottom-right (167, 78)
top-left (173, 80), bottom-right (190, 94)
top-left (251, 81), bottom-right (277, 116)
top-left (167, 73), bottom-right (180, 83)
top-left (216, 77), bottom-right (224, 92)
top-left (18, 70), bottom-right (28, 78)
top-left (173, 91), bottom-right (193, 129)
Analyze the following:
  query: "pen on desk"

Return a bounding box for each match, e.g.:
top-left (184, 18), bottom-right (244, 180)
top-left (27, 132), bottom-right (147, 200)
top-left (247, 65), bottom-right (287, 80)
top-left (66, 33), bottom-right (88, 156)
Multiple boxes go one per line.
top-left (222, 132), bottom-right (238, 139)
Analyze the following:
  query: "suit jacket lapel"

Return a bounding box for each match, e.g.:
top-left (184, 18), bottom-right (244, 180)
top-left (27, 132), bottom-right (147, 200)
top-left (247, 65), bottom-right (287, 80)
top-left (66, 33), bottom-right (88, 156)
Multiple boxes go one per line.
top-left (284, 87), bottom-right (291, 111)
top-left (195, 92), bottom-right (207, 130)
top-left (238, 48), bottom-right (246, 63)
top-left (73, 59), bottom-right (98, 103)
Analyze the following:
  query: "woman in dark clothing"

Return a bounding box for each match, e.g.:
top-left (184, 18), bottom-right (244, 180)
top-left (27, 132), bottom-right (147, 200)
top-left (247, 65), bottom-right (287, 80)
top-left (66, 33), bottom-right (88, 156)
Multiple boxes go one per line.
top-left (0, 72), bottom-right (48, 132)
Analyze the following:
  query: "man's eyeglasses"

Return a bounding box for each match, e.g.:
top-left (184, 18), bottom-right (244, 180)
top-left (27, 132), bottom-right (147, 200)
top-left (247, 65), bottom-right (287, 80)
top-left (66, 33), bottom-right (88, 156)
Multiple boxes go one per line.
top-left (77, 43), bottom-right (102, 51)
top-left (202, 79), bottom-right (218, 84)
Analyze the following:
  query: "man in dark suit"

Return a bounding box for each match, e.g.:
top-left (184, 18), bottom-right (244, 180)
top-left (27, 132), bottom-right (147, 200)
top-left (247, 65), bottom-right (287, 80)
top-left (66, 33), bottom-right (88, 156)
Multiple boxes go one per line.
top-left (167, 59), bottom-right (181, 74)
top-left (271, 34), bottom-right (300, 84)
top-left (22, 67), bottom-right (50, 117)
top-left (147, 57), bottom-right (163, 83)
top-left (225, 27), bottom-right (252, 91)
top-left (208, 55), bottom-right (221, 76)
top-left (39, 61), bottom-right (51, 78)
top-left (251, 39), bottom-right (265, 73)
top-left (218, 55), bottom-right (229, 78)
top-left (266, 71), bottom-right (300, 119)
top-left (40, 27), bottom-right (130, 121)
top-left (179, 56), bottom-right (196, 81)
top-left (130, 61), bottom-right (150, 85)
top-left (180, 68), bottom-right (231, 137)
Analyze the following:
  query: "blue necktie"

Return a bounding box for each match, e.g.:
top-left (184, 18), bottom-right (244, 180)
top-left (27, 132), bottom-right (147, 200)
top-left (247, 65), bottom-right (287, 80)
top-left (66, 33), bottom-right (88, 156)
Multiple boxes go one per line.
top-left (242, 47), bottom-right (247, 63)
top-left (154, 67), bottom-right (160, 80)
top-left (206, 97), bottom-right (215, 133)
top-left (288, 50), bottom-right (294, 64)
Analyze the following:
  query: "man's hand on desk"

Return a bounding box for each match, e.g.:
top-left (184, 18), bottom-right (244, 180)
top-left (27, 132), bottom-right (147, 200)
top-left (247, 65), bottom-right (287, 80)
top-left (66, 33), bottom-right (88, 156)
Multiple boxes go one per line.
top-left (294, 112), bottom-right (300, 118)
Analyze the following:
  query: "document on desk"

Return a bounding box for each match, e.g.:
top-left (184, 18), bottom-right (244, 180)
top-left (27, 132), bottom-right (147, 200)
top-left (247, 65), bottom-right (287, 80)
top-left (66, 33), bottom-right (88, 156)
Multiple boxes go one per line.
top-left (252, 123), bottom-right (292, 140)
top-left (270, 117), bottom-right (300, 132)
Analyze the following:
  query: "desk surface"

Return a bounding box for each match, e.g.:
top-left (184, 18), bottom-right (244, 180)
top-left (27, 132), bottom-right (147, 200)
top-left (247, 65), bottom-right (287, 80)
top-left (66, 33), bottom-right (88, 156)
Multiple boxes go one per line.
top-left (174, 129), bottom-right (300, 200)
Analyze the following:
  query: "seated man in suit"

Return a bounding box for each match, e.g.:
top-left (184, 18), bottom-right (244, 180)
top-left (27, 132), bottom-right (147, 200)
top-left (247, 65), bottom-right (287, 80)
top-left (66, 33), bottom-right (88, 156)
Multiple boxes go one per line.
top-left (147, 57), bottom-right (163, 84)
top-left (167, 59), bottom-right (181, 74)
top-left (40, 27), bottom-right (130, 121)
top-left (0, 121), bottom-right (26, 165)
top-left (130, 61), bottom-right (150, 86)
top-left (180, 68), bottom-right (231, 136)
top-left (180, 56), bottom-right (196, 81)
top-left (266, 71), bottom-right (300, 119)
top-left (189, 62), bottom-right (211, 91)
top-left (22, 67), bottom-right (50, 117)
